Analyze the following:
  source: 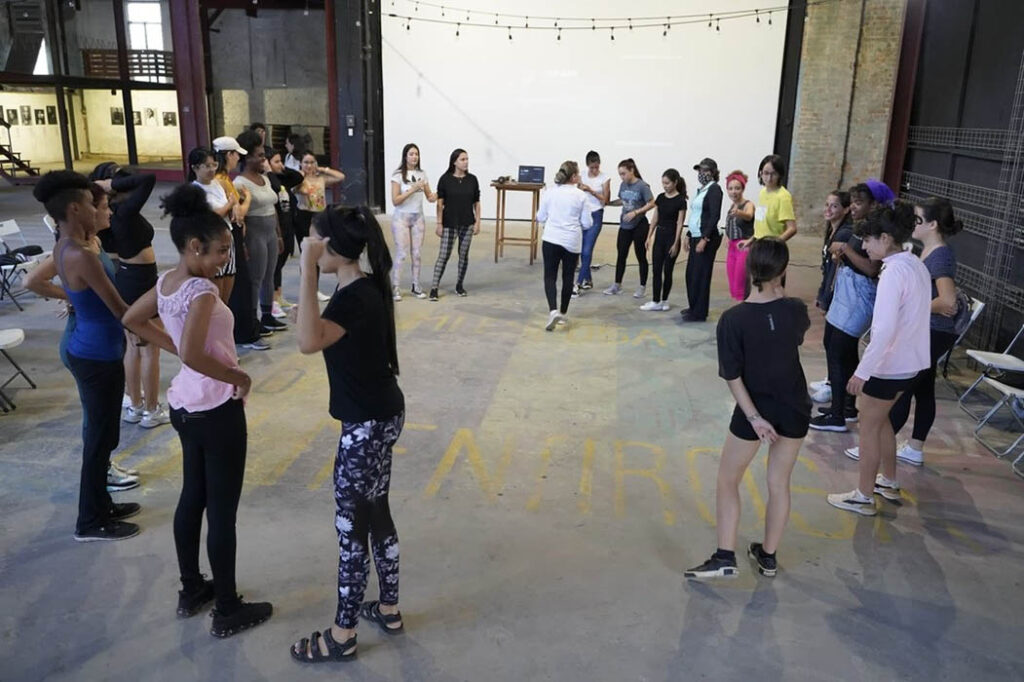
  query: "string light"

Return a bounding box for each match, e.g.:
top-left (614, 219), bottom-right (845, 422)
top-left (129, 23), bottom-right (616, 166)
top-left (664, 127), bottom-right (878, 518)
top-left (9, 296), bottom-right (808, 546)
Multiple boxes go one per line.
top-left (628, 18), bottom-right (632, 30)
top-left (440, 5), bottom-right (444, 17)
top-left (755, 9), bottom-right (760, 23)
top-left (525, 16), bottom-right (528, 28)
top-left (507, 25), bottom-right (512, 40)
top-left (455, 21), bottom-right (460, 36)
top-left (557, 27), bottom-right (561, 40)
top-left (708, 14), bottom-right (713, 28)
top-left (716, 18), bottom-right (720, 31)
top-left (769, 12), bottom-right (773, 25)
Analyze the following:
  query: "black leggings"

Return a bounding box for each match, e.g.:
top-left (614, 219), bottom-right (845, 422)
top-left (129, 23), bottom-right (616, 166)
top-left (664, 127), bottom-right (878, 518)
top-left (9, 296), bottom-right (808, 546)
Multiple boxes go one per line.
top-left (171, 399), bottom-right (247, 612)
top-left (542, 241), bottom-right (580, 314)
top-left (889, 329), bottom-right (958, 441)
top-left (614, 220), bottom-right (649, 285)
top-left (651, 226), bottom-right (679, 303)
top-left (825, 322), bottom-right (860, 415)
top-left (273, 208), bottom-right (296, 290)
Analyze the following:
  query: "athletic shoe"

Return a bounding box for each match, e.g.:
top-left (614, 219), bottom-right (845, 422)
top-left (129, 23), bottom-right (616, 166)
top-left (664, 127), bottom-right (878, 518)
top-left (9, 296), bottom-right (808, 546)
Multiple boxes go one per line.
top-left (639, 301), bottom-right (662, 311)
top-left (411, 284), bottom-right (427, 299)
top-left (844, 446), bottom-right (860, 461)
top-left (827, 489), bottom-right (877, 516)
top-left (107, 467), bottom-right (140, 492)
top-left (210, 600), bottom-right (273, 638)
top-left (809, 386), bottom-right (832, 404)
top-left (271, 302), bottom-right (287, 319)
top-left (122, 404), bottom-right (145, 424)
top-left (110, 502), bottom-right (141, 521)
top-left (178, 577), bottom-right (215, 618)
top-left (545, 310), bottom-right (560, 332)
top-left (261, 316), bottom-right (287, 330)
top-left (556, 315), bottom-right (567, 326)
top-left (809, 379), bottom-right (830, 392)
top-left (455, 284), bottom-right (468, 297)
top-left (809, 413), bottom-right (848, 432)
top-left (74, 520), bottom-right (140, 542)
top-left (140, 404), bottom-right (171, 429)
top-left (873, 474), bottom-right (901, 501)
top-left (816, 406), bottom-right (858, 422)
top-left (122, 393), bottom-right (132, 408)
top-left (603, 283), bottom-right (622, 295)
top-left (241, 339), bottom-right (271, 351)
top-left (748, 542), bottom-right (777, 577)
top-left (571, 284), bottom-right (580, 298)
top-left (684, 554), bottom-right (738, 580)
top-left (316, 291), bottom-right (331, 302)
top-left (659, 302), bottom-right (670, 311)
top-left (580, 280), bottom-right (593, 290)
top-left (896, 443), bottom-right (924, 466)
top-left (633, 285), bottom-right (646, 299)
top-left (111, 460), bottom-right (139, 476)
top-left (258, 326), bottom-right (274, 338)
top-left (277, 296), bottom-right (296, 310)
top-left (392, 286), bottom-right (402, 302)
top-left (429, 288), bottom-right (439, 302)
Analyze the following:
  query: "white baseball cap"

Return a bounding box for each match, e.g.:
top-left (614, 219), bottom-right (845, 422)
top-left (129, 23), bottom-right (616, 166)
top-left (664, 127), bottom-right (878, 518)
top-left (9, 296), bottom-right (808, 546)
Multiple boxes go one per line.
top-left (212, 136), bottom-right (247, 155)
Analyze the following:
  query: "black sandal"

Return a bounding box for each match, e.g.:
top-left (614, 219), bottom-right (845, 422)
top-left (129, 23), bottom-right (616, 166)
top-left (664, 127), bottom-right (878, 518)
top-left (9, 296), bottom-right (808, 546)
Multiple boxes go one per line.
top-left (290, 629), bottom-right (356, 664)
top-left (360, 601), bottom-right (404, 635)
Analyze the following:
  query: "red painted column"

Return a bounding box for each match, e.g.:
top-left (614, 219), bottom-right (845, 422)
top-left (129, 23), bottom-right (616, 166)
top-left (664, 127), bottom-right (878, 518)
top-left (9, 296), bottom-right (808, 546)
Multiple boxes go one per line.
top-left (326, 0), bottom-right (341, 203)
top-left (883, 0), bottom-right (926, 192)
top-left (170, 0), bottom-right (210, 175)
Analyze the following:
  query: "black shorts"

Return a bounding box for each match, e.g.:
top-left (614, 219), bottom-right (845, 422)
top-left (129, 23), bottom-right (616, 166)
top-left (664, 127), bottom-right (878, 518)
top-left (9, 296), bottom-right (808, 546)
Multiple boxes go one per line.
top-left (862, 376), bottom-right (917, 400)
top-left (729, 402), bottom-right (809, 441)
top-left (115, 262), bottom-right (158, 305)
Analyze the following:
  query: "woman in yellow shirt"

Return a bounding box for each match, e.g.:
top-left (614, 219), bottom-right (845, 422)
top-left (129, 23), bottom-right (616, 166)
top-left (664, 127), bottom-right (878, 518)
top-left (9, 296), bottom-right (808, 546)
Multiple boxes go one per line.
top-left (748, 154), bottom-right (797, 245)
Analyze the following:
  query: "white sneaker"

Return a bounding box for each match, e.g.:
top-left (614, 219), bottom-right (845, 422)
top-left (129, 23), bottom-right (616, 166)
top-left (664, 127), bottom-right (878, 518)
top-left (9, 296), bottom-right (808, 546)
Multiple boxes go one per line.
top-left (545, 310), bottom-right (560, 332)
top-left (122, 404), bottom-right (145, 424)
top-left (659, 302), bottom-right (670, 311)
top-left (844, 446), bottom-right (860, 461)
top-left (809, 379), bottom-right (830, 392)
top-left (122, 394), bottom-right (132, 408)
top-left (603, 283), bottom-right (622, 295)
top-left (639, 301), bottom-right (661, 311)
top-left (556, 314), bottom-right (567, 326)
top-left (271, 301), bottom-right (287, 319)
top-left (316, 290), bottom-right (331, 302)
top-left (111, 460), bottom-right (139, 477)
top-left (827, 489), bottom-right (877, 516)
top-left (633, 285), bottom-right (646, 299)
top-left (411, 284), bottom-right (428, 299)
top-left (810, 386), bottom-right (833, 403)
top-left (873, 474), bottom-right (901, 501)
top-left (140, 404), bottom-right (171, 429)
top-left (571, 284), bottom-right (580, 299)
top-left (393, 286), bottom-right (402, 302)
top-left (106, 467), bottom-right (140, 492)
top-left (896, 443), bottom-right (924, 467)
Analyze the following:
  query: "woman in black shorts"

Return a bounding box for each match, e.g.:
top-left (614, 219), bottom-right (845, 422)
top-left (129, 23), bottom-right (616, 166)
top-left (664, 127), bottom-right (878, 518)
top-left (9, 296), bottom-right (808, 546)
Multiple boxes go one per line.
top-left (685, 238), bottom-right (810, 580)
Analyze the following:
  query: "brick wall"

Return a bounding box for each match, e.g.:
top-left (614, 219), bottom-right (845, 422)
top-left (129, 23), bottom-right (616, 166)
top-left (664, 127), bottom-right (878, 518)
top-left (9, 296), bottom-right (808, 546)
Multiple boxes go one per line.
top-left (788, 0), bottom-right (906, 234)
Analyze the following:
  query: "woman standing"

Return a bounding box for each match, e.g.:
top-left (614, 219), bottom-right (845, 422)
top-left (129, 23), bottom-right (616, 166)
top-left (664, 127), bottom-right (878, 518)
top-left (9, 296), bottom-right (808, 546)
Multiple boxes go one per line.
top-left (603, 159), bottom-right (655, 297)
top-left (723, 171), bottom-right (755, 302)
top-left (89, 163), bottom-right (167, 428)
top-left (390, 143), bottom-right (436, 301)
top-left (641, 169), bottom-right (687, 312)
top-left (296, 150), bottom-right (346, 302)
top-left (124, 184), bottom-right (272, 637)
top-left (267, 148), bottom-right (304, 315)
top-left (749, 155), bottom-right (797, 243)
top-left (233, 130), bottom-right (285, 334)
top-left (538, 161), bottom-right (593, 330)
top-left (292, 206), bottom-right (405, 664)
top-left (575, 150), bottom-right (610, 294)
top-left (211, 137), bottom-right (251, 306)
top-left (681, 158), bottom-right (724, 322)
top-left (827, 204), bottom-right (931, 517)
top-left (429, 148), bottom-right (480, 301)
top-left (685, 238), bottom-right (810, 579)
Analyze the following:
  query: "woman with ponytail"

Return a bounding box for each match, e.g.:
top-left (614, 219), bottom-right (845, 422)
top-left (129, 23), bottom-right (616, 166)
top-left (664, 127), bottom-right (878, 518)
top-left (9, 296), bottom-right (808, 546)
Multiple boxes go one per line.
top-left (641, 169), bottom-right (687, 311)
top-left (538, 161), bottom-right (592, 330)
top-left (123, 183), bottom-right (272, 638)
top-left (292, 206), bottom-right (405, 664)
top-left (604, 158), bottom-right (655, 297)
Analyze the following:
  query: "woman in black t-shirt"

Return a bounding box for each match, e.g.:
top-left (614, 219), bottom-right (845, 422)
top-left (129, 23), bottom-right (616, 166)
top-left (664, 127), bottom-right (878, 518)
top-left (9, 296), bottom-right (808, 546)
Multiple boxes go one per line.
top-left (685, 238), bottom-right (810, 582)
top-left (292, 205), bottom-right (405, 664)
top-left (429, 148), bottom-right (480, 301)
top-left (641, 169), bottom-right (687, 311)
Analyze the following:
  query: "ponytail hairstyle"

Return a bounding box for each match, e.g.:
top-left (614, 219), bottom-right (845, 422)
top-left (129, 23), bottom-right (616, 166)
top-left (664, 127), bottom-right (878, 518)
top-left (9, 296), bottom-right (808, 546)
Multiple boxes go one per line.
top-left (662, 168), bottom-right (688, 201)
top-left (186, 146), bottom-right (215, 182)
top-left (286, 133), bottom-right (307, 157)
top-left (396, 142), bottom-right (421, 183)
top-left (618, 158), bottom-right (642, 180)
top-left (746, 237), bottom-right (790, 291)
top-left (585, 150), bottom-right (600, 165)
top-left (32, 170), bottom-right (93, 222)
top-left (444, 148), bottom-right (467, 177)
top-left (161, 183), bottom-right (232, 253)
top-left (554, 160), bottom-right (579, 185)
top-left (916, 196), bottom-right (963, 237)
top-left (314, 206), bottom-right (399, 375)
top-left (214, 148), bottom-right (236, 175)
top-left (856, 202), bottom-right (916, 245)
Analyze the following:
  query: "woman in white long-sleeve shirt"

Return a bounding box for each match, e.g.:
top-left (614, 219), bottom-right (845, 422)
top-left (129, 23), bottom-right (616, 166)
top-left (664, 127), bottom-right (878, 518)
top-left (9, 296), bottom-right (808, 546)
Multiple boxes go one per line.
top-left (827, 203), bottom-right (931, 518)
top-left (538, 161), bottom-right (593, 331)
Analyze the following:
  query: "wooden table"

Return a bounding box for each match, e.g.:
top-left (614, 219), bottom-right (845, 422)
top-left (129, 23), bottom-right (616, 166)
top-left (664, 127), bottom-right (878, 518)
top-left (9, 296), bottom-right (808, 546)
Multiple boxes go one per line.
top-left (492, 181), bottom-right (544, 264)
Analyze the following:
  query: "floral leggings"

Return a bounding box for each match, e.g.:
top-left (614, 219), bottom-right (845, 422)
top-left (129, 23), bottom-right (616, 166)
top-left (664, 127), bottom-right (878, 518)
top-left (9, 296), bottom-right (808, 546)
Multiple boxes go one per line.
top-left (333, 412), bottom-right (404, 628)
top-left (391, 212), bottom-right (425, 289)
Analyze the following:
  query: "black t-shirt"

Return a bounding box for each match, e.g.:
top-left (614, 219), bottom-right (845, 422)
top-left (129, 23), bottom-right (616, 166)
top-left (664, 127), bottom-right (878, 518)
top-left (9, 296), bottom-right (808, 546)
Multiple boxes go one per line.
top-left (436, 172), bottom-right (480, 228)
top-left (655, 192), bottom-right (687, 229)
top-left (717, 297), bottom-right (811, 416)
top-left (833, 222), bottom-right (873, 278)
top-left (321, 278), bottom-right (405, 422)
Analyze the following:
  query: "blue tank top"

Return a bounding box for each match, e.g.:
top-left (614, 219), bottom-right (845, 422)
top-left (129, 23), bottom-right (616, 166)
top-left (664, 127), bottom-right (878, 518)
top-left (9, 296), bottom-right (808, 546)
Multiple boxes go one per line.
top-left (57, 241), bottom-right (125, 361)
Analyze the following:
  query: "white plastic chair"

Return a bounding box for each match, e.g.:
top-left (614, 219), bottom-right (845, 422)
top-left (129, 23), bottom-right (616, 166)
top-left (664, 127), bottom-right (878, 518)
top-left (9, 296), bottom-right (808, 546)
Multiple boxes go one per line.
top-left (972, 376), bottom-right (1024, 461)
top-left (940, 297), bottom-right (985, 378)
top-left (0, 328), bottom-right (36, 412)
top-left (958, 323), bottom-right (1024, 421)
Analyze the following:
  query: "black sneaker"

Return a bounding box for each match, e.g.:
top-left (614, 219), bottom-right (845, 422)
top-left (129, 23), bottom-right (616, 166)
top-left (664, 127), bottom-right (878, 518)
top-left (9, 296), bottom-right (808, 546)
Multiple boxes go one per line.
top-left (429, 288), bottom-right (439, 302)
top-left (110, 502), bottom-right (141, 521)
top-left (748, 542), bottom-right (777, 577)
top-left (210, 599), bottom-right (273, 638)
top-left (816, 406), bottom-right (859, 423)
top-left (684, 554), bottom-right (738, 580)
top-left (74, 520), bottom-right (140, 543)
top-left (178, 577), bottom-right (216, 618)
top-left (455, 284), bottom-right (468, 297)
top-left (808, 413), bottom-right (848, 432)
top-left (261, 316), bottom-right (287, 330)
top-left (259, 326), bottom-right (276, 337)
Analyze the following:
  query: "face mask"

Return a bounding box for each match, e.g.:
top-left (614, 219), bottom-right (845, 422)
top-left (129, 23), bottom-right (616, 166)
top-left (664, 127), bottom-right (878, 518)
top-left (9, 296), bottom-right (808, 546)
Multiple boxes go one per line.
top-left (698, 171), bottom-right (712, 186)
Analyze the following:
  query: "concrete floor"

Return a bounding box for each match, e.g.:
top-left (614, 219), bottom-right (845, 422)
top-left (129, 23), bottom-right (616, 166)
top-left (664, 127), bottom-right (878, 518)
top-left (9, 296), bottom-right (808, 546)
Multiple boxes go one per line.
top-left (1, 183), bottom-right (1023, 681)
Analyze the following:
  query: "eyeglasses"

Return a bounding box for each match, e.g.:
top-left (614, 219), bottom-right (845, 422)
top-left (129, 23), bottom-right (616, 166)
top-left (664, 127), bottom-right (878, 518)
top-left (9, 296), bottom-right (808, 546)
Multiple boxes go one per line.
top-left (760, 170), bottom-right (778, 177)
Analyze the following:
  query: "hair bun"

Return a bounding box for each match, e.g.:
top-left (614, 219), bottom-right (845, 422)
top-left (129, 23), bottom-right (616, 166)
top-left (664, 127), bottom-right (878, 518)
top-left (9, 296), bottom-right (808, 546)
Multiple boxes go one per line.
top-left (161, 183), bottom-right (214, 218)
top-left (32, 170), bottom-right (90, 204)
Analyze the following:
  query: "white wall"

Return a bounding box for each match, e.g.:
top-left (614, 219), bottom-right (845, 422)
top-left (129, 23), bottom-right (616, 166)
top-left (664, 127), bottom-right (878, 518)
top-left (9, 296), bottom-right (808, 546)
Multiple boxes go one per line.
top-left (382, 0), bottom-right (788, 220)
top-left (0, 91), bottom-right (65, 164)
top-left (77, 89), bottom-right (180, 158)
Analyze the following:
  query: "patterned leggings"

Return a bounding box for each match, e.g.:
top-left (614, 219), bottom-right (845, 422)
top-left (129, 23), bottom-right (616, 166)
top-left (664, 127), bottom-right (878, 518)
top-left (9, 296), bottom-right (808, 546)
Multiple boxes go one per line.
top-left (333, 413), bottom-right (404, 629)
top-left (431, 225), bottom-right (473, 289)
top-left (391, 212), bottom-right (426, 289)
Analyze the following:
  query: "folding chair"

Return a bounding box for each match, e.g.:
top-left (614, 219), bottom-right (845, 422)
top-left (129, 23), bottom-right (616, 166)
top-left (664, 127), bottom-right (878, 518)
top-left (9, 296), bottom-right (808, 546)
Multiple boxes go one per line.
top-left (958, 323), bottom-right (1024, 420)
top-left (940, 297), bottom-right (985, 378)
top-left (0, 219), bottom-right (47, 261)
top-left (972, 376), bottom-right (1024, 460)
top-left (0, 328), bottom-right (36, 413)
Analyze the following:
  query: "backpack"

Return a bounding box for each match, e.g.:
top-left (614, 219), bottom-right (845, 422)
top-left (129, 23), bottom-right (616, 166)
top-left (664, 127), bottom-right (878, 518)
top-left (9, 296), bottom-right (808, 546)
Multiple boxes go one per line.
top-left (951, 289), bottom-right (973, 336)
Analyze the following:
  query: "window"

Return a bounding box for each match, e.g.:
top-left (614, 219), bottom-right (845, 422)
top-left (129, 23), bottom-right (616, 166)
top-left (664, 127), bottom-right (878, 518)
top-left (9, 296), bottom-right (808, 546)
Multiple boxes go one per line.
top-left (126, 1), bottom-right (164, 51)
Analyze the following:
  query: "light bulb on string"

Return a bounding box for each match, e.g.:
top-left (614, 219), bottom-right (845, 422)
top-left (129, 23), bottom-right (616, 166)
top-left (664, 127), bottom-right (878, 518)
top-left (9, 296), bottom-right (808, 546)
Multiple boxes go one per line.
top-left (768, 11), bottom-right (773, 26)
top-left (592, 18), bottom-right (595, 31)
top-left (662, 24), bottom-right (667, 37)
top-left (508, 25), bottom-right (512, 40)
top-left (557, 27), bottom-right (562, 41)
top-left (440, 5), bottom-right (444, 17)
top-left (628, 18), bottom-right (633, 30)
top-left (525, 16), bottom-right (528, 28)
top-left (755, 10), bottom-right (760, 23)
top-left (708, 14), bottom-right (713, 29)
top-left (610, 27), bottom-right (614, 41)
top-left (494, 13), bottom-right (498, 25)
top-left (716, 18), bottom-right (720, 32)
top-left (455, 22), bottom-right (460, 37)
top-left (414, 1), bottom-right (418, 11)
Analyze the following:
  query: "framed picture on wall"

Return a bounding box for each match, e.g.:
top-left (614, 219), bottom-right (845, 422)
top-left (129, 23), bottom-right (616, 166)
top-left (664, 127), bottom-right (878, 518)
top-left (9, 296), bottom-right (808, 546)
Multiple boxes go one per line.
top-left (162, 112), bottom-right (177, 127)
top-left (132, 110), bottom-right (142, 126)
top-left (144, 108), bottom-right (156, 126)
top-left (46, 106), bottom-right (57, 125)
top-left (110, 107), bottom-right (124, 126)
top-left (20, 105), bottom-right (31, 126)
top-left (34, 109), bottom-right (45, 125)
top-left (6, 109), bottom-right (17, 126)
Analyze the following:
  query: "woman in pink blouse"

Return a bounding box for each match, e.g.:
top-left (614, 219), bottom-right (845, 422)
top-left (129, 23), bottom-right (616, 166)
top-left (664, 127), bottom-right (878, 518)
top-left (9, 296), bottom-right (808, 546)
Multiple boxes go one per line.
top-left (123, 184), bottom-right (272, 638)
